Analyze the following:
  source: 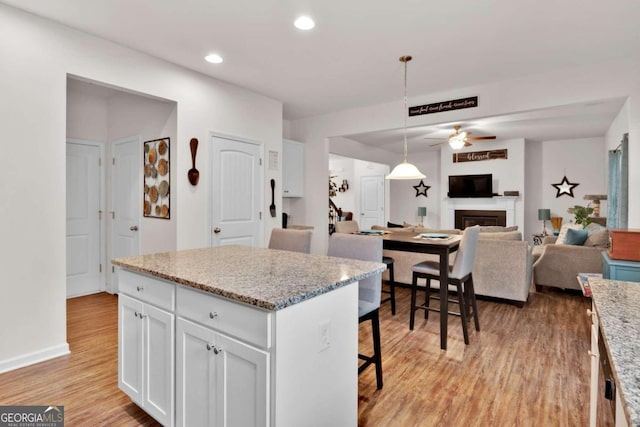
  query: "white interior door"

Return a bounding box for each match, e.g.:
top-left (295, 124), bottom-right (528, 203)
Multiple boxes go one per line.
top-left (360, 175), bottom-right (384, 229)
top-left (210, 134), bottom-right (262, 247)
top-left (66, 140), bottom-right (104, 298)
top-left (112, 137), bottom-right (141, 291)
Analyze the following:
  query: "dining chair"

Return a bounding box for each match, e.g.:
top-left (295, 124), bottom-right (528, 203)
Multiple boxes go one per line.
top-left (334, 220), bottom-right (359, 234)
top-left (328, 233), bottom-right (384, 389)
top-left (334, 220), bottom-right (396, 314)
top-left (409, 225), bottom-right (481, 345)
top-left (268, 228), bottom-right (312, 253)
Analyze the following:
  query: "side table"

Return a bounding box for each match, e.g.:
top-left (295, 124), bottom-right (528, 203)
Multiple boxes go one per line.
top-left (602, 252), bottom-right (640, 282)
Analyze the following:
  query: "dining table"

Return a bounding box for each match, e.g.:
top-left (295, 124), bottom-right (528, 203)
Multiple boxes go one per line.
top-left (381, 231), bottom-right (461, 350)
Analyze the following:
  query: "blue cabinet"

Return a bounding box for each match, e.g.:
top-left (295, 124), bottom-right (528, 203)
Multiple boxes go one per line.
top-left (602, 252), bottom-right (640, 282)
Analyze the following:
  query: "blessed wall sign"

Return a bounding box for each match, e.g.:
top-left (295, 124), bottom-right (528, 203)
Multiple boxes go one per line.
top-left (409, 96), bottom-right (478, 117)
top-left (453, 149), bottom-right (508, 163)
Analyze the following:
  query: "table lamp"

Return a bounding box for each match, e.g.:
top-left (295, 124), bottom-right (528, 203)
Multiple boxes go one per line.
top-left (417, 206), bottom-right (427, 226)
top-left (538, 208), bottom-right (551, 236)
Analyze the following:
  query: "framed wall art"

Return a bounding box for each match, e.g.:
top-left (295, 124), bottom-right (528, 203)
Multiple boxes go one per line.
top-left (143, 137), bottom-right (170, 219)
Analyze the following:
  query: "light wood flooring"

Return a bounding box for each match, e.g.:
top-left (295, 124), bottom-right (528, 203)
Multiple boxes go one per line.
top-left (0, 287), bottom-right (592, 426)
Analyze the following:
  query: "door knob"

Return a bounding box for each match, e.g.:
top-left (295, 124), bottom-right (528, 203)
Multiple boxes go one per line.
top-left (130, 225), bottom-right (138, 231)
top-left (213, 227), bottom-right (221, 234)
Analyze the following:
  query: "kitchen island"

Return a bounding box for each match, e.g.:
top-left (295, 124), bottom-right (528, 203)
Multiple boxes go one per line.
top-left (589, 278), bottom-right (640, 427)
top-left (112, 245), bottom-right (385, 427)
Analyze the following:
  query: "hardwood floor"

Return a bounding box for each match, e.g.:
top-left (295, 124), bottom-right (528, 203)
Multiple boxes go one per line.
top-left (0, 287), bottom-right (591, 426)
top-left (359, 285), bottom-right (592, 426)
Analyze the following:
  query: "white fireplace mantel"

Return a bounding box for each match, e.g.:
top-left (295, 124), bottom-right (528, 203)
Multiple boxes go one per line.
top-left (446, 196), bottom-right (517, 228)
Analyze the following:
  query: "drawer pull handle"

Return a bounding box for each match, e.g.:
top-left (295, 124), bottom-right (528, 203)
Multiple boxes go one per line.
top-left (209, 312), bottom-right (218, 319)
top-left (137, 286), bottom-right (144, 292)
top-left (588, 350), bottom-right (598, 358)
top-left (206, 343), bottom-right (223, 354)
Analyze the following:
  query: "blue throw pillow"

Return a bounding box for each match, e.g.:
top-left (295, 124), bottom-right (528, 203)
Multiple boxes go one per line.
top-left (564, 228), bottom-right (589, 245)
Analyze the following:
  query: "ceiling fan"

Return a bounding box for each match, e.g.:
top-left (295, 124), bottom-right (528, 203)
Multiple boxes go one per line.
top-left (427, 125), bottom-right (496, 149)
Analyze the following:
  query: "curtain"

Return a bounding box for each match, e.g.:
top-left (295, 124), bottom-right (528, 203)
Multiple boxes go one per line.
top-left (607, 134), bottom-right (629, 228)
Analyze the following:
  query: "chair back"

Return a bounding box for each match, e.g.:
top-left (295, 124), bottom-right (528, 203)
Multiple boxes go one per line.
top-left (268, 228), bottom-right (312, 253)
top-left (334, 220), bottom-right (360, 234)
top-left (328, 233), bottom-right (382, 317)
top-left (450, 225), bottom-right (480, 279)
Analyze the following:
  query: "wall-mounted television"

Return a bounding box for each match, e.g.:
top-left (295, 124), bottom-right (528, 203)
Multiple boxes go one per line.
top-left (448, 174), bottom-right (493, 198)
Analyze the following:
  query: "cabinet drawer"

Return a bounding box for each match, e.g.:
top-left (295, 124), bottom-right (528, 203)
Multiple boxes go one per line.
top-left (177, 286), bottom-right (271, 348)
top-left (119, 269), bottom-right (176, 311)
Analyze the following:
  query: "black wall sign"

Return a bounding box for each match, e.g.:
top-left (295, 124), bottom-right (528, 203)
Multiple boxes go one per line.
top-left (409, 96), bottom-right (478, 117)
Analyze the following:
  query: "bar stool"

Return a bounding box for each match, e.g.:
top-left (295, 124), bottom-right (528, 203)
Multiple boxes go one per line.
top-left (268, 228), bottom-right (312, 253)
top-left (409, 226), bottom-right (480, 345)
top-left (328, 233), bottom-right (384, 389)
top-left (380, 256), bottom-right (396, 315)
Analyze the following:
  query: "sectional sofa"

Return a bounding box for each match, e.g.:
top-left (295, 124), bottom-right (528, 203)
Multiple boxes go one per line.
top-left (372, 225), bottom-right (533, 306)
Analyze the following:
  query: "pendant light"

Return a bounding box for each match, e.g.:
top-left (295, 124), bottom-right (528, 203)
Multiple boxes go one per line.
top-left (386, 55), bottom-right (426, 180)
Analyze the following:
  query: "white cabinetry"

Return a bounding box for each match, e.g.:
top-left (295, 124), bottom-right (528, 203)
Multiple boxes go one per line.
top-left (118, 271), bottom-right (175, 427)
top-left (117, 266), bottom-right (359, 427)
top-left (589, 302), bottom-right (627, 427)
top-left (282, 139), bottom-right (304, 197)
top-left (176, 285), bottom-right (269, 427)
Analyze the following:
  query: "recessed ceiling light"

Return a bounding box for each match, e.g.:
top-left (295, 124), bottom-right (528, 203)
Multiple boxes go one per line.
top-left (204, 53), bottom-right (223, 64)
top-left (294, 16), bottom-right (315, 30)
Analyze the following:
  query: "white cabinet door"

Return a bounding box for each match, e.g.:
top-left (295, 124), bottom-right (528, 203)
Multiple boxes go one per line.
top-left (120, 293), bottom-right (175, 427)
top-left (176, 318), bottom-right (218, 427)
top-left (119, 294), bottom-right (143, 404)
top-left (282, 139), bottom-right (304, 198)
top-left (176, 318), bottom-right (269, 427)
top-left (143, 303), bottom-right (175, 426)
top-left (216, 334), bottom-right (269, 427)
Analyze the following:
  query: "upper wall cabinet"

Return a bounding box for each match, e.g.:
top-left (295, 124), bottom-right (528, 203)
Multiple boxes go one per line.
top-left (282, 139), bottom-right (304, 198)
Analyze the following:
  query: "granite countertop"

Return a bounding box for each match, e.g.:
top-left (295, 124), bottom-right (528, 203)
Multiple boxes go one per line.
top-left (112, 245), bottom-right (385, 311)
top-left (590, 278), bottom-right (640, 426)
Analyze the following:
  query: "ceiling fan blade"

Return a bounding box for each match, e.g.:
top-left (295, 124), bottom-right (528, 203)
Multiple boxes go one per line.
top-left (429, 141), bottom-right (445, 147)
top-left (466, 136), bottom-right (496, 141)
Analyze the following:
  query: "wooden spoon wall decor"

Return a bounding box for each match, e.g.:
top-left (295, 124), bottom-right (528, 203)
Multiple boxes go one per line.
top-left (188, 138), bottom-right (200, 186)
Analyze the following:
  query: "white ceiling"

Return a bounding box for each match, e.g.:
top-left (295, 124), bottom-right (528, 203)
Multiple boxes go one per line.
top-left (11, 1), bottom-right (638, 150)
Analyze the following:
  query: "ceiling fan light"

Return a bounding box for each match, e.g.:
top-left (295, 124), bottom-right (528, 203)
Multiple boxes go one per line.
top-left (386, 162), bottom-right (426, 180)
top-left (449, 138), bottom-right (466, 150)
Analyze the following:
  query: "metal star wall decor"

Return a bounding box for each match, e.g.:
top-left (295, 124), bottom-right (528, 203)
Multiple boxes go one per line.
top-left (413, 180), bottom-right (430, 197)
top-left (551, 175), bottom-right (579, 198)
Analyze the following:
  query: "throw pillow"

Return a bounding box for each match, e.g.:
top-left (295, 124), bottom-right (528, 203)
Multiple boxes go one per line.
top-left (387, 221), bottom-right (404, 228)
top-left (584, 229), bottom-right (610, 248)
top-left (564, 228), bottom-right (589, 245)
top-left (555, 223), bottom-right (583, 245)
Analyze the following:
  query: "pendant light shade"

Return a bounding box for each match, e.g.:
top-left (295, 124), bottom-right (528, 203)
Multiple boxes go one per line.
top-left (387, 162), bottom-right (425, 180)
top-left (386, 55), bottom-right (425, 180)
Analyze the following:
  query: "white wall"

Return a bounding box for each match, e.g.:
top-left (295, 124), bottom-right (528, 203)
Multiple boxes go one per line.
top-left (540, 137), bottom-right (607, 227)
top-left (524, 140), bottom-right (543, 243)
top-left (0, 4), bottom-right (281, 370)
top-left (107, 91), bottom-right (178, 255)
top-left (389, 151), bottom-right (441, 228)
top-left (290, 57), bottom-right (640, 254)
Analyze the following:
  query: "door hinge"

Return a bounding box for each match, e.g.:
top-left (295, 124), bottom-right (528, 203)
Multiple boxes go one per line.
top-left (112, 158), bottom-right (115, 165)
top-left (259, 211), bottom-right (262, 220)
top-left (98, 210), bottom-right (103, 220)
top-left (112, 266), bottom-right (115, 273)
top-left (110, 211), bottom-right (115, 219)
top-left (259, 158), bottom-right (263, 166)
top-left (99, 158), bottom-right (102, 167)
top-left (99, 264), bottom-right (102, 273)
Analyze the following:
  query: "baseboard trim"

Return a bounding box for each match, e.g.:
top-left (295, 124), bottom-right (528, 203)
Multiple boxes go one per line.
top-left (0, 343), bottom-right (70, 374)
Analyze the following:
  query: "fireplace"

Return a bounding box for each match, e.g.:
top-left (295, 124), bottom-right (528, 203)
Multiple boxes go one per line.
top-left (455, 210), bottom-right (506, 229)
top-left (446, 196), bottom-right (517, 228)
